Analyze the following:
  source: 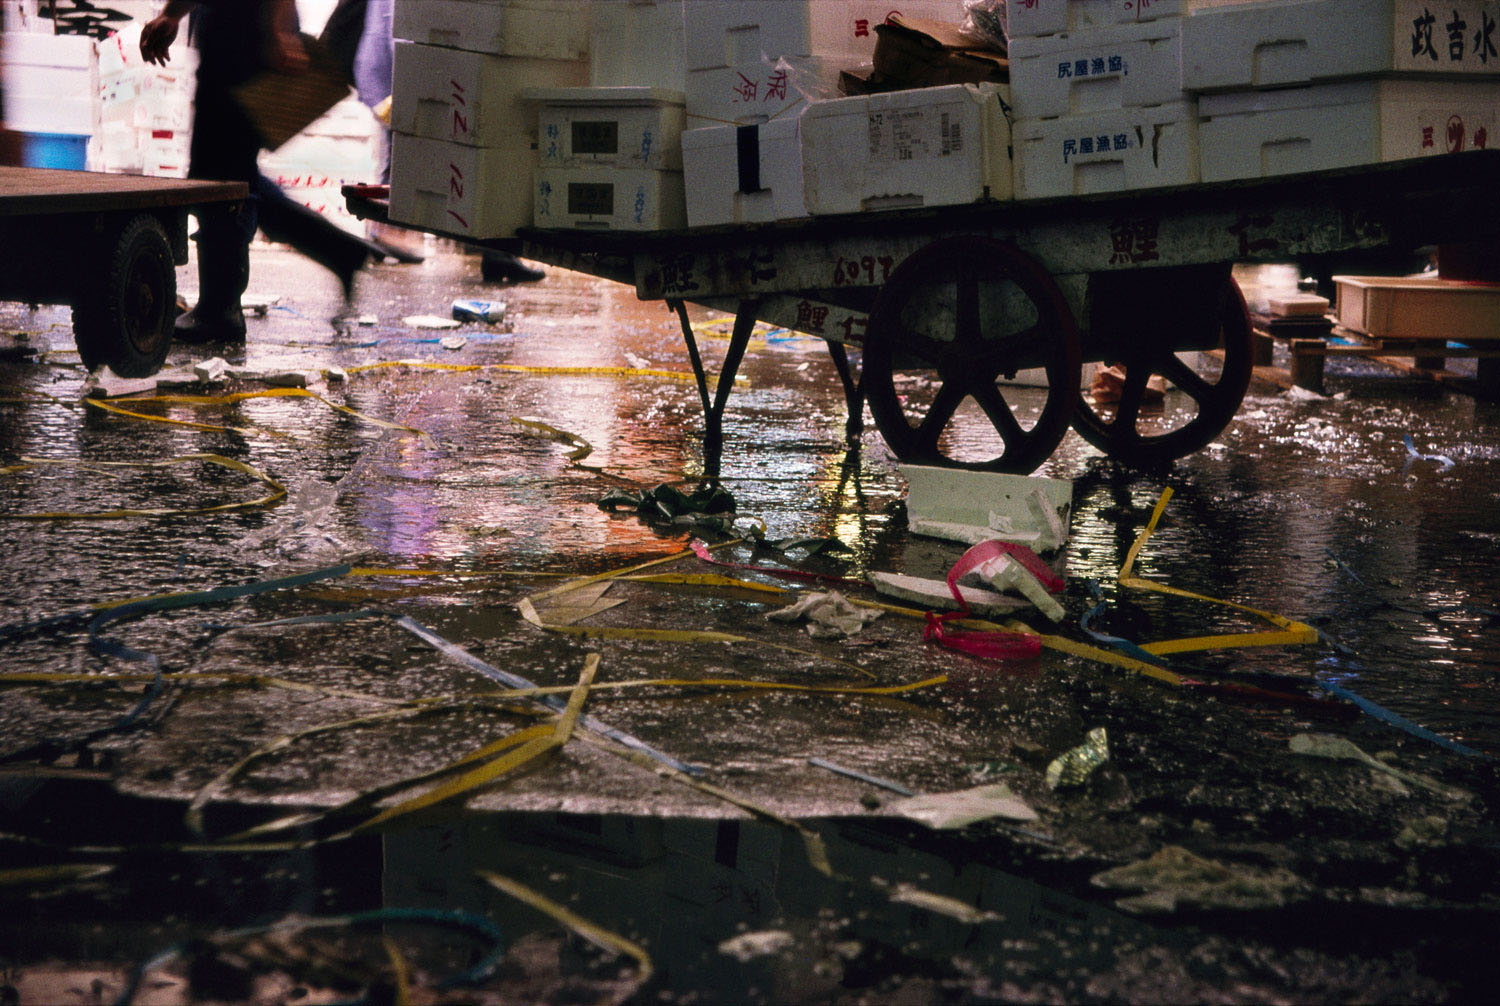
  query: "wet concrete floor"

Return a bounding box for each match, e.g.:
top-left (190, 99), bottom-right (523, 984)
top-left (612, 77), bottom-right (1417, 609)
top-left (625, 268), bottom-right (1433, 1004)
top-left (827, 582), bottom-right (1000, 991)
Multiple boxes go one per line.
top-left (1, 240), bottom-right (1498, 1003)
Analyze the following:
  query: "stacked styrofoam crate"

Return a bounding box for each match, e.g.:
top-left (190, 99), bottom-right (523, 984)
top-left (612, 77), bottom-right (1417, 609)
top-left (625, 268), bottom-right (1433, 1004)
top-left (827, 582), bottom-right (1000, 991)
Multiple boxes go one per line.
top-left (677, 2), bottom-right (975, 226)
top-left (1182, 0), bottom-right (1500, 182)
top-left (529, 85), bottom-right (688, 229)
top-left (800, 82), bottom-right (1015, 214)
top-left (1006, 1), bottom-right (1199, 198)
top-left (95, 24), bottom-right (197, 177)
top-left (261, 98), bottom-right (380, 235)
top-left (387, 0), bottom-right (589, 239)
top-left (1, 31), bottom-right (102, 168)
top-left (591, 0), bottom-right (687, 90)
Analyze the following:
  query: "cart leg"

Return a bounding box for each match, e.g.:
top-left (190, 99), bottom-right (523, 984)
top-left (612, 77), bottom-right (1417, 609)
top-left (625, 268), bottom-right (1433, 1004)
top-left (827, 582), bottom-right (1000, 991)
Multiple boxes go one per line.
top-left (1291, 338), bottom-right (1326, 394)
top-left (670, 298), bottom-right (759, 481)
top-left (826, 341), bottom-right (865, 449)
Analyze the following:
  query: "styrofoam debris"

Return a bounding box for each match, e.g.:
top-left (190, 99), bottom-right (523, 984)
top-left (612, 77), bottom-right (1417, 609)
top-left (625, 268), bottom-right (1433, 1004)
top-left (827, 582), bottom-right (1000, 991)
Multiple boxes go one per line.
top-left (84, 369), bottom-right (159, 398)
top-left (192, 356), bottom-right (229, 382)
top-left (868, 571), bottom-right (1028, 617)
top-left (241, 294), bottom-right (281, 316)
top-left (967, 553), bottom-right (1066, 622)
top-left (403, 314), bottom-right (462, 329)
top-left (440, 336), bottom-right (467, 351)
top-left (890, 783), bottom-right (1039, 829)
top-left (901, 465), bottom-right (1072, 550)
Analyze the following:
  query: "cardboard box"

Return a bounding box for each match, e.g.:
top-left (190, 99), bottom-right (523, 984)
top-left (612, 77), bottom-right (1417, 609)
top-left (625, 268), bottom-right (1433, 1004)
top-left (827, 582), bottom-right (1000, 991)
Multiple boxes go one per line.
top-left (1334, 274), bottom-right (1500, 339)
top-left (533, 165), bottom-right (687, 229)
top-left (389, 131), bottom-right (537, 238)
top-left (1007, 17), bottom-right (1183, 120)
top-left (681, 114), bottom-right (806, 226)
top-left (590, 0), bottom-right (687, 90)
top-left (1013, 101), bottom-right (1199, 198)
top-left (1182, 0), bottom-right (1500, 93)
top-left (391, 41), bottom-right (587, 147)
top-left (529, 86), bottom-right (686, 169)
top-left (685, 55), bottom-right (842, 125)
top-left (391, 0), bottom-right (589, 59)
top-left (801, 83), bottom-right (1013, 214)
top-left (1198, 78), bottom-right (1500, 181)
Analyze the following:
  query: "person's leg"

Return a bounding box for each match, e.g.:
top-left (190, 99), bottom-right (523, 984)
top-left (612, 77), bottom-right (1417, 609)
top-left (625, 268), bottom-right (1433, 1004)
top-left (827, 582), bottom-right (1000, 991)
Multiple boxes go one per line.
top-left (253, 173), bottom-right (373, 298)
top-left (480, 251), bottom-right (546, 284)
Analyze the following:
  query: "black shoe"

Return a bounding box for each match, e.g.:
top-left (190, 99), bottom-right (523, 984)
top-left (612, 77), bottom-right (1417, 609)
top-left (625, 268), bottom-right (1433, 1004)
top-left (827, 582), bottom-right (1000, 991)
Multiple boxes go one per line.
top-left (480, 252), bottom-right (545, 284)
top-left (174, 303), bottom-right (246, 344)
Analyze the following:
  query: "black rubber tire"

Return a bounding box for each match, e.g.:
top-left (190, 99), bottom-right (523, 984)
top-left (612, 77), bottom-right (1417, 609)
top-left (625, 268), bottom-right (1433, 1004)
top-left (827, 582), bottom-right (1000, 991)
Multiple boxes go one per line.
top-left (863, 236), bottom-right (1081, 473)
top-left (72, 214), bottom-right (176, 377)
top-left (1071, 276), bottom-right (1254, 467)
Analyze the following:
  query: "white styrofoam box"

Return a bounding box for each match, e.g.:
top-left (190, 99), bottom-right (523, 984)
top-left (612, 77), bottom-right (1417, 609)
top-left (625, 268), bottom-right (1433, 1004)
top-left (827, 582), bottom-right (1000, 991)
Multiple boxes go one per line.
top-left (681, 114), bottom-right (806, 226)
top-left (685, 54), bottom-right (842, 125)
top-left (390, 132), bottom-right (537, 238)
top-left (590, 0), bottom-right (687, 90)
top-left (533, 165), bottom-right (687, 229)
top-left (392, 0), bottom-right (589, 59)
top-left (801, 83), bottom-right (1013, 214)
top-left (683, 1), bottom-right (815, 70)
top-left (1013, 101), bottom-right (1199, 198)
top-left (900, 464), bottom-right (1073, 550)
top-left (262, 131), bottom-right (378, 178)
top-left (1182, 0), bottom-right (1500, 93)
top-left (1006, 0), bottom-right (1137, 40)
top-left (1, 1), bottom-right (38, 32)
top-left (391, 41), bottom-right (587, 147)
top-left (301, 97), bottom-right (380, 140)
top-left (1198, 78), bottom-right (1500, 180)
top-left (3, 93), bottom-right (99, 134)
top-left (141, 131), bottom-right (191, 177)
top-left (1007, 17), bottom-right (1182, 120)
top-left (529, 86), bottom-right (686, 169)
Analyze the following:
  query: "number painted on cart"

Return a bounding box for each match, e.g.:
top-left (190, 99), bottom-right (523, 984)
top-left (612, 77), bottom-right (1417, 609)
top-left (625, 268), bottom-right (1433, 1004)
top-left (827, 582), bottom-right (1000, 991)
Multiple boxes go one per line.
top-left (831, 255), bottom-right (894, 286)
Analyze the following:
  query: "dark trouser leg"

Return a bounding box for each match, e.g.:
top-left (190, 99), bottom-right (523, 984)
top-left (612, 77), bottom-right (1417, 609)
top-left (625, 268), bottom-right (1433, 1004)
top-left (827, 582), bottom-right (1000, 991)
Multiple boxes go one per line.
top-left (254, 174), bottom-right (372, 298)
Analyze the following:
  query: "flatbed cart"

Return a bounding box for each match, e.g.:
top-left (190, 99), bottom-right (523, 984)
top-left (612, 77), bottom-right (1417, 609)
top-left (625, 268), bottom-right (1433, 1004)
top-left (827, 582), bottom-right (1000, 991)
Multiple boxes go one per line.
top-left (0, 166), bottom-right (246, 377)
top-left (346, 151), bottom-right (1500, 475)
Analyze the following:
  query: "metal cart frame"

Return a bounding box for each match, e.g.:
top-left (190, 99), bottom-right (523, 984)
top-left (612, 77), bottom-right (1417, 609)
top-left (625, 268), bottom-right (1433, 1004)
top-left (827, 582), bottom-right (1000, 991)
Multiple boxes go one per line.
top-left (350, 151), bottom-right (1500, 475)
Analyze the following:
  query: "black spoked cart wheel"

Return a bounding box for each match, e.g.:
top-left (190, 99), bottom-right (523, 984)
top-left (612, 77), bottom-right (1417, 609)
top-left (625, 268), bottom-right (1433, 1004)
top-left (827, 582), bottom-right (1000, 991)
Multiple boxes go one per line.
top-left (1071, 267), bottom-right (1254, 467)
top-left (72, 213), bottom-right (176, 377)
top-left (862, 236), bottom-right (1082, 473)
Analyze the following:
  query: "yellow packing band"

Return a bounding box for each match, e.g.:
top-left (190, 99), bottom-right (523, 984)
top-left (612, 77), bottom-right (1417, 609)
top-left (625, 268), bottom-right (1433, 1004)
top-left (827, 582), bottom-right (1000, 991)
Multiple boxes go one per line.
top-left (1118, 487), bottom-right (1320, 654)
top-left (102, 388), bottom-right (432, 443)
top-left (0, 453), bottom-right (286, 520)
top-left (510, 416), bottom-right (594, 462)
top-left (480, 870), bottom-right (654, 987)
top-left (344, 359), bottom-right (736, 386)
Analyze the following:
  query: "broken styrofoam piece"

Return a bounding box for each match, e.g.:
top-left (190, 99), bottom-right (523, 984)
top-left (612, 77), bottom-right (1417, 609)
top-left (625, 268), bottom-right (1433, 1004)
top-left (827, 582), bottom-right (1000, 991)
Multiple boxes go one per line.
top-left (192, 356), bottom-right (229, 383)
top-left (966, 554), bottom-right (1066, 622)
top-left (84, 369), bottom-right (161, 398)
top-left (241, 294), bottom-right (281, 316)
top-left (900, 465), bottom-right (1072, 551)
top-left (890, 783), bottom-right (1039, 829)
top-left (1267, 293), bottom-right (1330, 317)
top-left (440, 336), bottom-right (468, 351)
top-left (869, 571), bottom-right (1028, 617)
top-left (403, 314), bottom-right (462, 330)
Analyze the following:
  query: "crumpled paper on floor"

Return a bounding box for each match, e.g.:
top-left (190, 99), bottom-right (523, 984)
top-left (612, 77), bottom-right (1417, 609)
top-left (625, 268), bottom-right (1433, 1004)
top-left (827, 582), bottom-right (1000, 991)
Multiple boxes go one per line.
top-left (767, 590), bottom-right (881, 639)
top-left (1091, 845), bottom-right (1309, 914)
top-left (889, 783), bottom-right (1038, 829)
top-left (1045, 727), bottom-right (1109, 789)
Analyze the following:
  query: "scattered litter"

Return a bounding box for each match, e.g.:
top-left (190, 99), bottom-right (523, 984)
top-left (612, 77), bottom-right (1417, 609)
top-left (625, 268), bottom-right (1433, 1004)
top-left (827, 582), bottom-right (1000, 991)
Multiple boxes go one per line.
top-left (886, 883), bottom-right (1000, 925)
top-left (324, 365), bottom-right (348, 383)
top-left (1402, 433), bottom-right (1456, 472)
top-left (1289, 733), bottom-right (1470, 800)
top-left (1045, 727), bottom-right (1109, 790)
top-left (768, 591), bottom-right (881, 639)
top-left (530, 582), bottom-right (625, 627)
top-left (192, 356), bottom-right (229, 383)
top-left (451, 299), bottom-right (507, 324)
top-left (1091, 845), bottom-right (1309, 914)
top-left (355, 314), bottom-right (378, 326)
top-left (600, 482), bottom-right (735, 522)
top-left (1089, 364), bottom-right (1166, 405)
top-left (440, 336), bottom-right (468, 351)
top-left (624, 352), bottom-right (652, 370)
top-left (719, 930), bottom-right (795, 963)
top-left (901, 465), bottom-right (1072, 551)
top-left (690, 539), bottom-right (865, 588)
top-left (1395, 815), bottom-right (1450, 850)
top-left (83, 369), bottom-right (159, 398)
top-left (889, 782), bottom-right (1038, 829)
top-left (1285, 384), bottom-right (1328, 400)
top-left (403, 314), bottom-right (462, 330)
top-left (870, 571), bottom-right (1029, 617)
top-left (1315, 668), bottom-right (1488, 759)
top-left (807, 756), bottom-right (915, 796)
top-left (240, 293), bottom-right (280, 316)
top-left (261, 369), bottom-right (316, 389)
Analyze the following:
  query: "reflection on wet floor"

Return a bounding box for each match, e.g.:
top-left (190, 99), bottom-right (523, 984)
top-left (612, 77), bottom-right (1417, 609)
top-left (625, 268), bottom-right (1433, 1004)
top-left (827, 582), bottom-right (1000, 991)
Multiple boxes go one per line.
top-left (1, 243), bottom-right (1498, 1002)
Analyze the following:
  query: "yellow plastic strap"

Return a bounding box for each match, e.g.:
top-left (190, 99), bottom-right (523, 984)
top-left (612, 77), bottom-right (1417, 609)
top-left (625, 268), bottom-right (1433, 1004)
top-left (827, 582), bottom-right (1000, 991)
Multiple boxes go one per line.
top-left (85, 395), bottom-right (265, 436)
top-left (344, 359), bottom-right (722, 385)
top-left (118, 387), bottom-right (432, 442)
top-left (526, 539), bottom-right (744, 604)
top-left (480, 870), bottom-right (654, 985)
top-left (510, 416), bottom-right (594, 461)
top-left (0, 453), bottom-right (286, 520)
top-left (1119, 487), bottom-right (1320, 652)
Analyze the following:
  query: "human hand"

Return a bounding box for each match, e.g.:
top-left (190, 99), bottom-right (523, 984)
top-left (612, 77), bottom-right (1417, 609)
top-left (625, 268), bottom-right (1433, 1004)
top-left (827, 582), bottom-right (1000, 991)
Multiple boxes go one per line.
top-left (139, 14), bottom-right (180, 66)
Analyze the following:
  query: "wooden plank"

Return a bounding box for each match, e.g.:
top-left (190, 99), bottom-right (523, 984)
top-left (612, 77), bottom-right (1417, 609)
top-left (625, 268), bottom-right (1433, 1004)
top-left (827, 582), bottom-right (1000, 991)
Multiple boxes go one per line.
top-left (0, 167), bottom-right (245, 218)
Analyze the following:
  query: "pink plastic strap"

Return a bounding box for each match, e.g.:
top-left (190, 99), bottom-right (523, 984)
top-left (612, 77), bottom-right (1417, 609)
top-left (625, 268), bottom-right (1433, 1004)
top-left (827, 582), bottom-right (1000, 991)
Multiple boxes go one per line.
top-left (920, 540), bottom-right (1059, 663)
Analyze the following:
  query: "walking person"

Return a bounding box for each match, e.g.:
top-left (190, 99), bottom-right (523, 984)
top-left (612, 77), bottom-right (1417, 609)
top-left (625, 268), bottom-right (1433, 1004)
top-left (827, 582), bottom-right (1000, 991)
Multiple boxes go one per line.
top-left (141, 0), bottom-right (372, 342)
